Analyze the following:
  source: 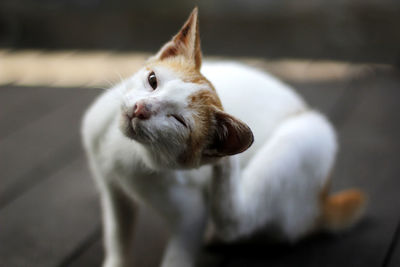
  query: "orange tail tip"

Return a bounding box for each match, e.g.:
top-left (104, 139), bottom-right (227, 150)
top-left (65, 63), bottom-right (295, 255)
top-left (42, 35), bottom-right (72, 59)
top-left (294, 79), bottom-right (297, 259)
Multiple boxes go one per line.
top-left (321, 189), bottom-right (367, 232)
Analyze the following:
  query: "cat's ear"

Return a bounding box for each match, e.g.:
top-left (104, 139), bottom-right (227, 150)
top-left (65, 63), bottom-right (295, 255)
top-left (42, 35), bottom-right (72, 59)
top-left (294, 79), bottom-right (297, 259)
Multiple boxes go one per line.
top-left (155, 7), bottom-right (202, 69)
top-left (205, 110), bottom-right (254, 157)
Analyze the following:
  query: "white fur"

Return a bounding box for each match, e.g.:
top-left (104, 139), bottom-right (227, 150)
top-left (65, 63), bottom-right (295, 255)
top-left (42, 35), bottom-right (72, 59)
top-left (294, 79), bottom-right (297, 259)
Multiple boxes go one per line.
top-left (82, 61), bottom-right (337, 267)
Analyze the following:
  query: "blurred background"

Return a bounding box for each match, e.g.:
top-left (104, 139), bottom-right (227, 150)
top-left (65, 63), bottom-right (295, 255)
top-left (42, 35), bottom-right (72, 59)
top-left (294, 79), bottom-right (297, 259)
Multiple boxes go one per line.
top-left (1, 1), bottom-right (400, 267)
top-left (1, 0), bottom-right (400, 63)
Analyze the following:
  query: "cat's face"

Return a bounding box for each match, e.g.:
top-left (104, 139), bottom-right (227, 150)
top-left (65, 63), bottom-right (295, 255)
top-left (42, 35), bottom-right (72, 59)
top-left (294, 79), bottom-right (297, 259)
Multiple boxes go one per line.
top-left (119, 8), bottom-right (253, 169)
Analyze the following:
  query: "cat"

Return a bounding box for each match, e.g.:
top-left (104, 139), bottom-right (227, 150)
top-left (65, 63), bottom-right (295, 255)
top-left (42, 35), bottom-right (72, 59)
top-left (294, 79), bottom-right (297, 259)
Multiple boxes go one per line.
top-left (81, 7), bottom-right (366, 267)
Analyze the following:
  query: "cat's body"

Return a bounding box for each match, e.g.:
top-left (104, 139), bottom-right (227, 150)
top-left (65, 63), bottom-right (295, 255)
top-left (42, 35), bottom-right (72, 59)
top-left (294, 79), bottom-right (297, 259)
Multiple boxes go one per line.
top-left (82, 8), bottom-right (366, 267)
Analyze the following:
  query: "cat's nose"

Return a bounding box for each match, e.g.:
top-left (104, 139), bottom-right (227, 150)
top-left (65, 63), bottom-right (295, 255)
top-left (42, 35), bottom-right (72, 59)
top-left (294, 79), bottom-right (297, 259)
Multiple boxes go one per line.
top-left (132, 100), bottom-right (152, 120)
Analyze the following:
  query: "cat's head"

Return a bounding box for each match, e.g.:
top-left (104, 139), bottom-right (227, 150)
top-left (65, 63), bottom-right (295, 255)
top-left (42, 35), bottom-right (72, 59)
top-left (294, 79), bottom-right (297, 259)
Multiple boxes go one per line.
top-left (119, 8), bottom-right (253, 169)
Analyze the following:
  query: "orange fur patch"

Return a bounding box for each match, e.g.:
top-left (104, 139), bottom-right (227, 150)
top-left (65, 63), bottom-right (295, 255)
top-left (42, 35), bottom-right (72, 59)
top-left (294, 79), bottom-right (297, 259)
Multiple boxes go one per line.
top-left (177, 89), bottom-right (223, 166)
top-left (148, 57), bottom-right (210, 86)
top-left (321, 189), bottom-right (367, 231)
top-left (189, 90), bottom-right (222, 109)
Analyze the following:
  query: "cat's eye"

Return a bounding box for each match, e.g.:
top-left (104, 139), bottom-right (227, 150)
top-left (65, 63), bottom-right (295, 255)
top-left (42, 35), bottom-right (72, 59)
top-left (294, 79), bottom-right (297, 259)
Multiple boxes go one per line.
top-left (168, 114), bottom-right (187, 128)
top-left (148, 71), bottom-right (158, 90)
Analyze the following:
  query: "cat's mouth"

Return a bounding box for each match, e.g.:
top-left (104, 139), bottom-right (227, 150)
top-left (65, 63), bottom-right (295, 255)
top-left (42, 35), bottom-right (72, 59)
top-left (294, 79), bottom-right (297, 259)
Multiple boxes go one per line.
top-left (120, 112), bottom-right (188, 143)
top-left (122, 114), bottom-right (161, 144)
top-left (120, 114), bottom-right (137, 139)
top-left (125, 118), bottom-right (153, 143)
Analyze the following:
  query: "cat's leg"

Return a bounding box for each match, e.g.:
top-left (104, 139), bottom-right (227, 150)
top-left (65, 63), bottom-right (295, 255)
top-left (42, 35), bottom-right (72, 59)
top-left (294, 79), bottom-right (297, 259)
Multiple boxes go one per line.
top-left (99, 183), bottom-right (137, 267)
top-left (158, 186), bottom-right (207, 267)
top-left (211, 111), bottom-right (341, 241)
top-left (161, 222), bottom-right (205, 267)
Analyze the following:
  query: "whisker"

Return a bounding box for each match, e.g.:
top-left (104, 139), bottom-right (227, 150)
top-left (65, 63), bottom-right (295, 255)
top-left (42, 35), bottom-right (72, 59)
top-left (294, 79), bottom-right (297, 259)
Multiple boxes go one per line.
top-left (80, 86), bottom-right (110, 91)
top-left (114, 70), bottom-right (126, 85)
top-left (104, 78), bottom-right (120, 89)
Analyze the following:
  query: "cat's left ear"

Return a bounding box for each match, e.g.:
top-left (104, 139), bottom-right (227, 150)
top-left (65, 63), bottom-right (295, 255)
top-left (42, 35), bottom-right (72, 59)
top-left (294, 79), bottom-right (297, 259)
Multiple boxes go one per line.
top-left (154, 7), bottom-right (202, 69)
top-left (205, 110), bottom-right (254, 157)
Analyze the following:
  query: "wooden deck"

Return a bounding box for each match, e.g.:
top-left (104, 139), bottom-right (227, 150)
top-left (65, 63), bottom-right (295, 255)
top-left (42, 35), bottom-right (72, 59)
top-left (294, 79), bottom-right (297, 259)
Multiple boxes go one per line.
top-left (1, 58), bottom-right (400, 267)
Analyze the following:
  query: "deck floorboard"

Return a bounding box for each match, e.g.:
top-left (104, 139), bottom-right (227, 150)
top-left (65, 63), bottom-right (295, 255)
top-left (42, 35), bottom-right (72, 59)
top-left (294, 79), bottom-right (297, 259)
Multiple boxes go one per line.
top-left (0, 159), bottom-right (100, 267)
top-left (0, 88), bottom-right (98, 207)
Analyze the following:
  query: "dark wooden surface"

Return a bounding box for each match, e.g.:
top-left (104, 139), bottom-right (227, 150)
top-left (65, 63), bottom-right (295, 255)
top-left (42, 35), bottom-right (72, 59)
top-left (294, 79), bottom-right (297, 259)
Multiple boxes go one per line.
top-left (1, 65), bottom-right (400, 267)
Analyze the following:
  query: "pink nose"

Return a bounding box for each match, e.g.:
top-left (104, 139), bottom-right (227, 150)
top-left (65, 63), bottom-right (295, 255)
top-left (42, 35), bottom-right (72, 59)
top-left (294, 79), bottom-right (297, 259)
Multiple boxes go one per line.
top-left (133, 101), bottom-right (152, 120)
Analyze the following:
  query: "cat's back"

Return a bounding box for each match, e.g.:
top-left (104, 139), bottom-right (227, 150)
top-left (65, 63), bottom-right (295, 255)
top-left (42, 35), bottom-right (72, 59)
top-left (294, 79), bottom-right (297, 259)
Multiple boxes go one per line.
top-left (201, 61), bottom-right (306, 118)
top-left (201, 61), bottom-right (307, 164)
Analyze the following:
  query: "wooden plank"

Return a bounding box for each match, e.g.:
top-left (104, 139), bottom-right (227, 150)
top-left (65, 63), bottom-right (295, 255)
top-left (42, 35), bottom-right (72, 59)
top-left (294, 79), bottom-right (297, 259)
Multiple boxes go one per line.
top-left (323, 68), bottom-right (400, 267)
top-left (0, 86), bottom-right (87, 138)
top-left (0, 88), bottom-right (99, 207)
top-left (0, 158), bottom-right (100, 267)
top-left (224, 68), bottom-right (400, 267)
top-left (63, 237), bottom-right (103, 267)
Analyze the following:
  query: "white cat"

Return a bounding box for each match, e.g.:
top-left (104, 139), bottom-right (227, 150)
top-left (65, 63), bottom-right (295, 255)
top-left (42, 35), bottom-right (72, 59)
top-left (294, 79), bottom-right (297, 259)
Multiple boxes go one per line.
top-left (81, 8), bottom-right (366, 267)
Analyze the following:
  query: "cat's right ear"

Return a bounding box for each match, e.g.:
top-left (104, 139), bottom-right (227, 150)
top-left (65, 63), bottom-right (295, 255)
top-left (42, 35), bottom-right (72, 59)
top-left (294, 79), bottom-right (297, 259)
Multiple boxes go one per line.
top-left (205, 110), bottom-right (254, 157)
top-left (153, 7), bottom-right (202, 69)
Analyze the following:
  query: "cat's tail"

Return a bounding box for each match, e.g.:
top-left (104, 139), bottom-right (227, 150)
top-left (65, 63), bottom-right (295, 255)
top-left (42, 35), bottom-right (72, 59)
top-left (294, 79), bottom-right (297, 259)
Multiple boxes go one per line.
top-left (321, 189), bottom-right (367, 232)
